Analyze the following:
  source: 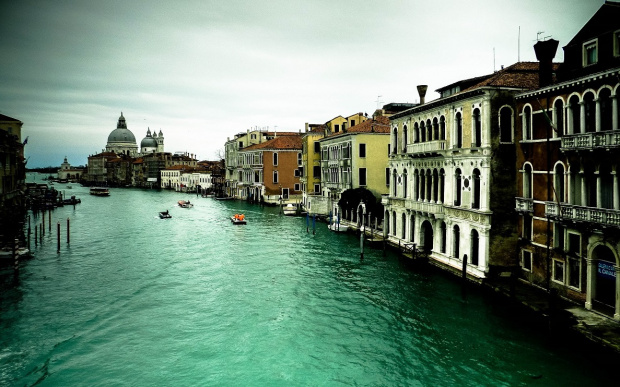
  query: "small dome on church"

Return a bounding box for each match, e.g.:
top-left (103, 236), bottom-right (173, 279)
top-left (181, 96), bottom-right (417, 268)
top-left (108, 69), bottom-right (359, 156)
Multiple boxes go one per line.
top-left (141, 128), bottom-right (158, 148)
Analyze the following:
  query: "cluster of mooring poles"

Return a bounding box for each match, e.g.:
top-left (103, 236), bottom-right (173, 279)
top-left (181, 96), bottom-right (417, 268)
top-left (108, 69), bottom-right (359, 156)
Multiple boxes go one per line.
top-left (18, 212), bottom-right (71, 273)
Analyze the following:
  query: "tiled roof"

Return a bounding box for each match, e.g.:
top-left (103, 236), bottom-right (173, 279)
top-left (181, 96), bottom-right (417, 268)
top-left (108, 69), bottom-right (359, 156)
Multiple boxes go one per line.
top-left (242, 134), bottom-right (302, 151)
top-left (325, 116), bottom-right (390, 138)
top-left (0, 114), bottom-right (21, 122)
top-left (462, 62), bottom-right (559, 92)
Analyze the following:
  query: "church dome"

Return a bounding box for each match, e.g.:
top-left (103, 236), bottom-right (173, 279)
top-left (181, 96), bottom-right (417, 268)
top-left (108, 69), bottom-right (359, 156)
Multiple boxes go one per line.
top-left (141, 128), bottom-right (158, 148)
top-left (107, 112), bottom-right (136, 144)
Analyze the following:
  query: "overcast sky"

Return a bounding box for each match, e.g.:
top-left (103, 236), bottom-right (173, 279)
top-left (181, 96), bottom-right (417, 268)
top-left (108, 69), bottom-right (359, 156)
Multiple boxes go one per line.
top-left (0, 0), bottom-right (604, 167)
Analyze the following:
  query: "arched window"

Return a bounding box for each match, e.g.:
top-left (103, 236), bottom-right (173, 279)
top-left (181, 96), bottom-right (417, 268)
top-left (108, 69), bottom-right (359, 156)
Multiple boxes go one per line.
top-left (453, 225), bottom-right (460, 258)
top-left (403, 169), bottom-right (408, 198)
top-left (420, 169), bottom-right (426, 201)
top-left (472, 169), bottom-right (481, 209)
top-left (600, 88), bottom-right (612, 131)
top-left (401, 213), bottom-right (406, 239)
top-left (554, 163), bottom-right (565, 203)
top-left (600, 164), bottom-right (614, 209)
top-left (414, 169), bottom-right (419, 200)
top-left (426, 119), bottom-right (432, 141)
top-left (455, 168), bottom-right (462, 206)
top-left (392, 169), bottom-right (398, 197)
top-left (392, 127), bottom-right (398, 154)
top-left (433, 118), bottom-right (439, 140)
top-left (440, 222), bottom-right (447, 253)
top-left (553, 99), bottom-right (564, 136)
top-left (414, 123), bottom-right (420, 143)
top-left (440, 116), bottom-right (446, 140)
top-left (410, 214), bottom-right (415, 242)
top-left (403, 125), bottom-right (408, 151)
top-left (384, 211), bottom-right (390, 235)
top-left (523, 106), bottom-right (532, 140)
top-left (432, 169), bottom-right (439, 203)
top-left (420, 121), bottom-right (426, 142)
top-left (473, 108), bottom-right (481, 147)
top-left (523, 164), bottom-right (532, 199)
top-left (500, 106), bottom-right (513, 142)
top-left (568, 95), bottom-right (580, 134)
top-left (471, 229), bottom-right (479, 266)
top-left (392, 211), bottom-right (397, 236)
top-left (455, 112), bottom-right (463, 148)
top-left (584, 92), bottom-right (596, 133)
top-left (439, 168), bottom-right (446, 203)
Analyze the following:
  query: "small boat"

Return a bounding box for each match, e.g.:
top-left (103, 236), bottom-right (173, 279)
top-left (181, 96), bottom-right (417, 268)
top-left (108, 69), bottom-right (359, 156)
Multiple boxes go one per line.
top-left (159, 210), bottom-right (172, 219)
top-left (178, 200), bottom-right (193, 208)
top-left (215, 196), bottom-right (234, 200)
top-left (283, 204), bottom-right (297, 216)
top-left (90, 187), bottom-right (110, 196)
top-left (231, 214), bottom-right (247, 225)
top-left (328, 223), bottom-right (348, 232)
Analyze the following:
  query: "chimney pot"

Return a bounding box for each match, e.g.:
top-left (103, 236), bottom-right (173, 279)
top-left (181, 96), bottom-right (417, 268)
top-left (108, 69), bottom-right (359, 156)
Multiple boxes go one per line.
top-left (417, 85), bottom-right (428, 105)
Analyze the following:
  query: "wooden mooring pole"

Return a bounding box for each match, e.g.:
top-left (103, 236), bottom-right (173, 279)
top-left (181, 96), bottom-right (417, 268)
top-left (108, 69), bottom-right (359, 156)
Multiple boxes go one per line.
top-left (67, 218), bottom-right (70, 244)
top-left (57, 222), bottom-right (60, 253)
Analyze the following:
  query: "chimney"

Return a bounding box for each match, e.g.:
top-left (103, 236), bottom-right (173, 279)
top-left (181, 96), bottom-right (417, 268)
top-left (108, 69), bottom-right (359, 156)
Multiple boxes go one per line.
top-left (417, 85), bottom-right (428, 105)
top-left (305, 122), bottom-right (309, 132)
top-left (533, 39), bottom-right (559, 88)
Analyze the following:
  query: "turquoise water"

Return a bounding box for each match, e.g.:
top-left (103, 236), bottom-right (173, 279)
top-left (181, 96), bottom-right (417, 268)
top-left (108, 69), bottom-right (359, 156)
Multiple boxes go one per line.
top-left (0, 178), bottom-right (615, 386)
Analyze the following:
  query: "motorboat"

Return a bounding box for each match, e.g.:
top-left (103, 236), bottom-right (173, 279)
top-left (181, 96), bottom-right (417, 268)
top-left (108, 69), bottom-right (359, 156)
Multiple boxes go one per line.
top-left (178, 200), bottom-right (193, 208)
top-left (159, 210), bottom-right (172, 219)
top-left (90, 187), bottom-right (110, 196)
top-left (231, 214), bottom-right (247, 225)
top-left (328, 223), bottom-right (348, 232)
top-left (282, 204), bottom-right (297, 216)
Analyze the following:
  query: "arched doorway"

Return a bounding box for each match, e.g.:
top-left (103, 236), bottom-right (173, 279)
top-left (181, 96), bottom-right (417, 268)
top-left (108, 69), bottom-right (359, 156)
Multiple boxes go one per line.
top-left (420, 220), bottom-right (434, 253)
top-left (592, 245), bottom-right (617, 314)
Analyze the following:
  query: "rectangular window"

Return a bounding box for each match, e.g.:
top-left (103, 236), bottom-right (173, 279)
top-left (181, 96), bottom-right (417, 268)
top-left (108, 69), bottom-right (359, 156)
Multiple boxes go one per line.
top-left (282, 188), bottom-right (289, 199)
top-left (387, 144), bottom-right (391, 155)
top-left (553, 260), bottom-right (565, 283)
top-left (294, 169), bottom-right (300, 177)
top-left (351, 120), bottom-right (356, 127)
top-left (568, 256), bottom-right (581, 289)
top-left (314, 184), bottom-right (320, 194)
top-left (313, 166), bottom-right (320, 177)
top-left (314, 142), bottom-right (320, 153)
top-left (523, 215), bottom-right (532, 241)
top-left (294, 183), bottom-right (300, 191)
top-left (386, 168), bottom-right (390, 186)
top-left (568, 233), bottom-right (581, 256)
top-left (522, 250), bottom-right (532, 271)
top-left (238, 141), bottom-right (243, 148)
top-left (273, 153), bottom-right (278, 166)
top-left (298, 153), bottom-right (302, 165)
top-left (334, 124), bottom-right (340, 133)
top-left (583, 39), bottom-right (598, 66)
top-left (273, 171), bottom-right (278, 183)
top-left (359, 168), bottom-right (367, 186)
top-left (359, 143), bottom-right (366, 158)
top-left (554, 223), bottom-right (565, 251)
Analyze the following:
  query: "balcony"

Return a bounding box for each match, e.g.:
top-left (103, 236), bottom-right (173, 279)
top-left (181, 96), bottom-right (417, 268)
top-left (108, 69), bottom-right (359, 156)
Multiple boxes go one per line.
top-left (546, 202), bottom-right (620, 228)
top-left (406, 140), bottom-right (446, 156)
top-left (561, 130), bottom-right (620, 152)
top-left (382, 195), bottom-right (445, 216)
top-left (515, 197), bottom-right (534, 213)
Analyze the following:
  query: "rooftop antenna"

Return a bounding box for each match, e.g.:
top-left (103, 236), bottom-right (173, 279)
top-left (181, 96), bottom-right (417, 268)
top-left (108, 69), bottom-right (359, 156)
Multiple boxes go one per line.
top-left (493, 47), bottom-right (496, 72)
top-left (375, 95), bottom-right (383, 110)
top-left (537, 31), bottom-right (544, 41)
top-left (518, 26), bottom-right (520, 62)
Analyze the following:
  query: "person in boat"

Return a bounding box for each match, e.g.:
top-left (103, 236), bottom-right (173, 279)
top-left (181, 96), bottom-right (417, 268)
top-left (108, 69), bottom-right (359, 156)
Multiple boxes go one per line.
top-left (163, 210), bottom-right (169, 215)
top-left (234, 214), bottom-right (239, 220)
top-left (239, 214), bottom-right (245, 221)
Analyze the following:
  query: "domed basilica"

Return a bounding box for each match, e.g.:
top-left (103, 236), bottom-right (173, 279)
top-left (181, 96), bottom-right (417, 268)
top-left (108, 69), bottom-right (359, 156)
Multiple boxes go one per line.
top-left (105, 112), bottom-right (164, 156)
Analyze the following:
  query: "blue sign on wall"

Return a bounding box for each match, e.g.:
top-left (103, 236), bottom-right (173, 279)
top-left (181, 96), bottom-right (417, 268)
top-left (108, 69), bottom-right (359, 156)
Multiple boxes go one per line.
top-left (598, 261), bottom-right (617, 279)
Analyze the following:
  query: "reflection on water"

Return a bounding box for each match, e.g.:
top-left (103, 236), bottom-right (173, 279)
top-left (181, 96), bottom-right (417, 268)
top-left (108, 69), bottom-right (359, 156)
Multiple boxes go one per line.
top-left (0, 174), bottom-right (614, 385)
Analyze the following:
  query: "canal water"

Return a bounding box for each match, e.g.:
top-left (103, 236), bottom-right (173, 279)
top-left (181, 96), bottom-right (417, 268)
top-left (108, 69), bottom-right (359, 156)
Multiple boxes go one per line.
top-left (0, 177), bottom-right (615, 386)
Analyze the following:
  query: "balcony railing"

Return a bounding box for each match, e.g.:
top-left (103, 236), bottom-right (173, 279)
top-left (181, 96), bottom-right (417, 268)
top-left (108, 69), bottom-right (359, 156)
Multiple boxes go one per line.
top-left (382, 195), bottom-right (445, 216)
top-left (546, 202), bottom-right (620, 228)
top-left (406, 140), bottom-right (446, 155)
top-left (561, 130), bottom-right (620, 151)
top-left (515, 197), bottom-right (534, 212)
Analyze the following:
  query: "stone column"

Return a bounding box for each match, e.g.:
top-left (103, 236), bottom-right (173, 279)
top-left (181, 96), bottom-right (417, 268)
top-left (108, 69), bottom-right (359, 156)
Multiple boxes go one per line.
top-left (596, 171), bottom-right (602, 208)
top-left (431, 173), bottom-right (436, 203)
top-left (580, 101), bottom-right (586, 134)
top-left (612, 95), bottom-right (618, 132)
top-left (580, 169), bottom-right (587, 207)
top-left (615, 266), bottom-right (620, 321)
top-left (585, 258), bottom-right (595, 310)
top-left (479, 228), bottom-right (490, 272)
top-left (595, 98), bottom-right (601, 132)
top-left (613, 168), bottom-right (619, 210)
